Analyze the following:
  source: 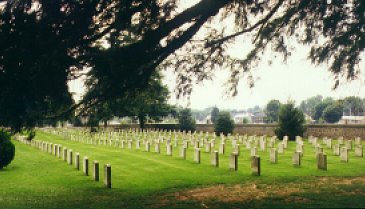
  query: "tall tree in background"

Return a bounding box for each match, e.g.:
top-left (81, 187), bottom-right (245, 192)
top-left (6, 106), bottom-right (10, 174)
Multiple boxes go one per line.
top-left (211, 107), bottom-right (219, 124)
top-left (275, 102), bottom-right (306, 141)
top-left (343, 96), bottom-right (364, 116)
top-left (299, 95), bottom-right (323, 117)
top-left (323, 102), bottom-right (344, 123)
top-left (313, 98), bottom-right (334, 122)
top-left (265, 100), bottom-right (281, 123)
top-left (178, 108), bottom-right (196, 132)
top-left (214, 111), bottom-right (234, 136)
top-left (1, 1), bottom-right (364, 130)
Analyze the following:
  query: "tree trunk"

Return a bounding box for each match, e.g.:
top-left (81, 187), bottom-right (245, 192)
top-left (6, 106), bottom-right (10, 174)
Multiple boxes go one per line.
top-left (103, 120), bottom-right (108, 128)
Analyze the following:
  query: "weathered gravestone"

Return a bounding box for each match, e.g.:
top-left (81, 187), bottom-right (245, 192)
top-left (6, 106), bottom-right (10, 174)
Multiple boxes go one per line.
top-left (293, 152), bottom-right (301, 167)
top-left (211, 151), bottom-right (219, 167)
top-left (145, 142), bottom-right (150, 152)
top-left (155, 143), bottom-right (160, 153)
top-left (180, 147), bottom-right (186, 159)
top-left (251, 156), bottom-right (261, 176)
top-left (68, 150), bottom-right (73, 165)
top-left (355, 145), bottom-right (363, 157)
top-left (317, 153), bottom-right (327, 170)
top-left (166, 144), bottom-right (172, 156)
top-left (229, 152), bottom-right (238, 171)
top-left (104, 164), bottom-right (111, 189)
top-left (83, 157), bottom-right (89, 176)
top-left (93, 161), bottom-right (99, 181)
top-left (340, 147), bottom-right (348, 162)
top-left (194, 148), bottom-right (201, 164)
top-left (75, 153), bottom-right (80, 170)
top-left (270, 148), bottom-right (278, 164)
top-left (283, 136), bottom-right (288, 148)
top-left (53, 144), bottom-right (58, 156)
top-left (63, 148), bottom-right (67, 161)
top-left (205, 142), bottom-right (211, 153)
top-left (58, 145), bottom-right (62, 158)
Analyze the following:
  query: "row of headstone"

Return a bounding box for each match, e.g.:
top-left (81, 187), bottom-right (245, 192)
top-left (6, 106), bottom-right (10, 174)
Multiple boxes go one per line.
top-left (45, 129), bottom-right (364, 172)
top-left (14, 136), bottom-right (112, 189)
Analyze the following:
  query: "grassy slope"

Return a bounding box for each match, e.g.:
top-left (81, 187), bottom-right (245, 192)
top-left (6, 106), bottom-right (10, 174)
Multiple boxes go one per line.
top-left (0, 131), bottom-right (364, 209)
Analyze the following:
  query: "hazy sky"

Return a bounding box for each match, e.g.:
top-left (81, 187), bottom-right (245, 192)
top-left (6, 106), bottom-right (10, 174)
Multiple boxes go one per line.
top-left (69, 1), bottom-right (365, 110)
top-left (163, 45), bottom-right (365, 110)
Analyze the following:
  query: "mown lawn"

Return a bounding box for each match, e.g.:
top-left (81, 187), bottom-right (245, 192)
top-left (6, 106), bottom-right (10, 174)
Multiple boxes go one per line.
top-left (0, 130), bottom-right (364, 209)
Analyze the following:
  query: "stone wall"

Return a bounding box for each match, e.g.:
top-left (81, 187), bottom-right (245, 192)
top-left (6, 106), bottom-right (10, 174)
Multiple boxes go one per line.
top-left (111, 124), bottom-right (365, 139)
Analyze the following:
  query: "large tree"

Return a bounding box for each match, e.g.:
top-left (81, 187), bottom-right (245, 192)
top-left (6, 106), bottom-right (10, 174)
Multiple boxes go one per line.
top-left (265, 99), bottom-right (281, 123)
top-left (1, 0), bottom-right (364, 130)
top-left (313, 97), bottom-right (334, 122)
top-left (299, 95), bottom-right (323, 117)
top-left (323, 102), bottom-right (344, 123)
top-left (342, 96), bottom-right (364, 116)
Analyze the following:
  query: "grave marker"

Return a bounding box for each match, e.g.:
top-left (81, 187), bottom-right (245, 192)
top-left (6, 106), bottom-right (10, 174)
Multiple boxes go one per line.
top-left (270, 148), bottom-right (278, 164)
top-left (75, 153), bottom-right (80, 170)
top-left (355, 145), bottom-right (363, 157)
top-left (104, 164), bottom-right (111, 188)
top-left (194, 148), bottom-right (201, 164)
top-left (340, 147), bottom-right (348, 162)
top-left (83, 157), bottom-right (89, 176)
top-left (229, 152), bottom-right (238, 171)
top-left (317, 153), bottom-right (327, 170)
top-left (93, 161), bottom-right (99, 181)
top-left (251, 156), bottom-right (261, 176)
top-left (293, 152), bottom-right (301, 167)
top-left (180, 147), bottom-right (186, 160)
top-left (211, 151), bottom-right (219, 167)
top-left (166, 144), bottom-right (172, 156)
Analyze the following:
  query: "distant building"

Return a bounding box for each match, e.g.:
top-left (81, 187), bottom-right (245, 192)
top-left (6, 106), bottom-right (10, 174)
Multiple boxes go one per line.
top-left (232, 112), bottom-right (252, 124)
top-left (338, 116), bottom-right (365, 124)
top-left (251, 112), bottom-right (266, 124)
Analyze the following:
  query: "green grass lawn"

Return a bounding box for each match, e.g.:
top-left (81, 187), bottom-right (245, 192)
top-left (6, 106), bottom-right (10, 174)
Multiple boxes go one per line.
top-left (1, 130), bottom-right (365, 209)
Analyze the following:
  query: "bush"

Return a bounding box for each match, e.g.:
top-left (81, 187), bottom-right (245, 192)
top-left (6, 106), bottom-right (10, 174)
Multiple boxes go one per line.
top-left (214, 112), bottom-right (234, 136)
top-left (242, 117), bottom-right (249, 124)
top-left (275, 103), bottom-right (306, 141)
top-left (0, 129), bottom-right (15, 169)
top-left (178, 108), bottom-right (196, 132)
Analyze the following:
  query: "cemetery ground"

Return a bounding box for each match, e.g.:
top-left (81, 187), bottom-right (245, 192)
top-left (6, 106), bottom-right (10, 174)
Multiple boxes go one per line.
top-left (1, 131), bottom-right (365, 209)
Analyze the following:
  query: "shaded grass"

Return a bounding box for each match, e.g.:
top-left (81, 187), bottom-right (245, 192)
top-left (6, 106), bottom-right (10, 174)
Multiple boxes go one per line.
top-left (0, 131), bottom-right (364, 209)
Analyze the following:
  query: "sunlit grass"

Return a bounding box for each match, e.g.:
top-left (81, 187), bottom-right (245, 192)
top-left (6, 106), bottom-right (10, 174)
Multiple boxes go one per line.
top-left (0, 130), bottom-right (364, 209)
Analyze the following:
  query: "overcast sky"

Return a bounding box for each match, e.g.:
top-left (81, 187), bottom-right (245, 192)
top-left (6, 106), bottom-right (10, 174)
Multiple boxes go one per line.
top-left (163, 45), bottom-right (365, 110)
top-left (69, 0), bottom-right (365, 110)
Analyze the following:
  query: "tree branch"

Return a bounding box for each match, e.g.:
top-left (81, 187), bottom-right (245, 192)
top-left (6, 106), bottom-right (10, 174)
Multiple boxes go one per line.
top-left (205, 0), bottom-right (285, 48)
